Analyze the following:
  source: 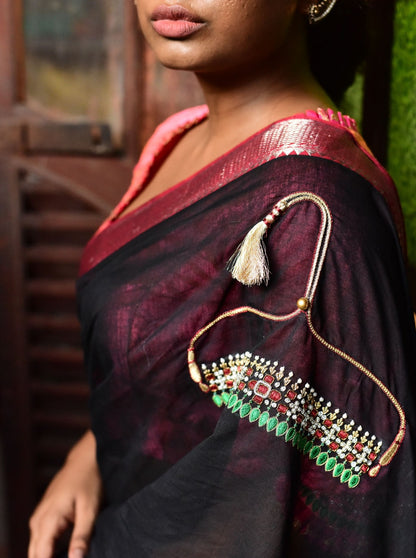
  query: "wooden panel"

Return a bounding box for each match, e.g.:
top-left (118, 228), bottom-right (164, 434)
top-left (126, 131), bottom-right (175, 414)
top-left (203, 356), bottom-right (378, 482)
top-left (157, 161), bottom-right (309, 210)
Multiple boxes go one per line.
top-left (0, 0), bottom-right (18, 106)
top-left (17, 155), bottom-right (133, 209)
top-left (17, 163), bottom-right (97, 517)
top-left (25, 122), bottom-right (114, 155)
top-left (0, 159), bottom-right (34, 558)
top-left (0, 157), bottom-right (111, 556)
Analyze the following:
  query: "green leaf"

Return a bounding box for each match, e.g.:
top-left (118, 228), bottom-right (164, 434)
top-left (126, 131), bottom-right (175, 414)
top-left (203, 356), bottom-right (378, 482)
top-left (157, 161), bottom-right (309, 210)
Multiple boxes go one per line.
top-left (309, 445), bottom-right (321, 460)
top-left (325, 457), bottom-right (337, 472)
top-left (341, 469), bottom-right (352, 484)
top-left (276, 422), bottom-right (288, 436)
top-left (259, 411), bottom-right (270, 427)
top-left (212, 394), bottom-right (223, 407)
top-left (227, 394), bottom-right (237, 409)
top-left (240, 403), bottom-right (251, 418)
top-left (285, 426), bottom-right (296, 442)
top-left (348, 475), bottom-right (361, 489)
top-left (266, 417), bottom-right (278, 432)
top-left (333, 463), bottom-right (344, 478)
top-left (316, 452), bottom-right (329, 466)
top-left (249, 407), bottom-right (261, 423)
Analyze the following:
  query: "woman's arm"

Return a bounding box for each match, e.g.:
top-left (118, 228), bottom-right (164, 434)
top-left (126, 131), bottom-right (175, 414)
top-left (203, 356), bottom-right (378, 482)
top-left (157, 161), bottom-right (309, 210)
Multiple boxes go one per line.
top-left (28, 430), bottom-right (102, 558)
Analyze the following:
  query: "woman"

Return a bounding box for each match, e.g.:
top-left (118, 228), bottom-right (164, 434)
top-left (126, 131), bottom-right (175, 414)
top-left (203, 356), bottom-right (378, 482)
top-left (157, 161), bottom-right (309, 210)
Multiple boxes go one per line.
top-left (29, 1), bottom-right (416, 557)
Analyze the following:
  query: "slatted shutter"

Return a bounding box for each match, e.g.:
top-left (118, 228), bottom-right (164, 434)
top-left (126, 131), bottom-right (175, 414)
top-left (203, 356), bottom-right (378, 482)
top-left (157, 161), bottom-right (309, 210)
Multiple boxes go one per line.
top-left (18, 162), bottom-right (104, 491)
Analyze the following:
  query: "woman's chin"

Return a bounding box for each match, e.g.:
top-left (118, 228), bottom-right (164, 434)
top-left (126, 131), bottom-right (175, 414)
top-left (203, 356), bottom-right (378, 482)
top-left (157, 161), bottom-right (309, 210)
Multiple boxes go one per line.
top-left (148, 46), bottom-right (209, 73)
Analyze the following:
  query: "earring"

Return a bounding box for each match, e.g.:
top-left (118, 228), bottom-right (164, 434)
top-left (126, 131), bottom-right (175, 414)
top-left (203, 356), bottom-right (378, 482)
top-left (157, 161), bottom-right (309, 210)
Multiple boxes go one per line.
top-left (309, 0), bottom-right (337, 23)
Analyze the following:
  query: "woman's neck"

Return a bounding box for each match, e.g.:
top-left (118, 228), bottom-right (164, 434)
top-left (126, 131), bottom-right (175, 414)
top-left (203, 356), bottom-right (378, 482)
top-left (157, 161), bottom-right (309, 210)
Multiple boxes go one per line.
top-left (193, 17), bottom-right (335, 145)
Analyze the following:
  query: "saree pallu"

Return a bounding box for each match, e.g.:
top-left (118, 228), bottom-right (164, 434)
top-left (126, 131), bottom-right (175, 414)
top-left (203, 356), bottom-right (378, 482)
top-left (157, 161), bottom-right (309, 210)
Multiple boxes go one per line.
top-left (77, 111), bottom-right (416, 557)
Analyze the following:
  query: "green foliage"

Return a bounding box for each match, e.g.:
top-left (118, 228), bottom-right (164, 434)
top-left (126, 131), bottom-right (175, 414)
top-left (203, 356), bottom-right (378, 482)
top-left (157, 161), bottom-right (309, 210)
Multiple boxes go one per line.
top-left (389, 0), bottom-right (416, 266)
top-left (339, 72), bottom-right (364, 128)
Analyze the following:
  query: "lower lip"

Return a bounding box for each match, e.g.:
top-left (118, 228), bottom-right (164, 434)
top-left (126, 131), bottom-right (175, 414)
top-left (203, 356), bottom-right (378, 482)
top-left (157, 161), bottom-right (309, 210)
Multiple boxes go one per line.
top-left (151, 19), bottom-right (205, 38)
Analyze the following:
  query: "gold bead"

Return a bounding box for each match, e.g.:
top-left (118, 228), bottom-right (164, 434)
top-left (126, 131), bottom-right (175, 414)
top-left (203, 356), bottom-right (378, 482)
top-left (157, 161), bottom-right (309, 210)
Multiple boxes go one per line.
top-left (199, 383), bottom-right (210, 393)
top-left (188, 360), bottom-right (202, 384)
top-left (297, 297), bottom-right (310, 311)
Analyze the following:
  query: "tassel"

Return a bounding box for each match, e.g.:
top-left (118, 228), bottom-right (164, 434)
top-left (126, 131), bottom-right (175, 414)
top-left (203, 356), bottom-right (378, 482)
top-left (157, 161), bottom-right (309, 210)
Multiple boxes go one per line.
top-left (227, 221), bottom-right (269, 286)
top-left (227, 202), bottom-right (286, 286)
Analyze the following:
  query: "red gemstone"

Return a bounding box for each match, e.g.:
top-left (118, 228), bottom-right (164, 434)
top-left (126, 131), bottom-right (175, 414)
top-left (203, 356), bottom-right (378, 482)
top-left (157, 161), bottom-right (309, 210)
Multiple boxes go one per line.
top-left (287, 390), bottom-right (296, 400)
top-left (225, 380), bottom-right (234, 388)
top-left (354, 443), bottom-right (364, 452)
top-left (238, 382), bottom-right (245, 391)
top-left (256, 383), bottom-right (269, 395)
top-left (297, 414), bottom-right (304, 424)
top-left (346, 453), bottom-right (354, 462)
top-left (324, 419), bottom-right (332, 428)
top-left (311, 409), bottom-right (318, 418)
top-left (223, 368), bottom-right (231, 376)
top-left (253, 395), bottom-right (263, 404)
top-left (338, 430), bottom-right (348, 440)
top-left (246, 368), bottom-right (253, 376)
top-left (329, 442), bottom-right (339, 451)
top-left (206, 374), bottom-right (215, 381)
top-left (269, 390), bottom-right (281, 402)
top-left (264, 374), bottom-right (274, 384)
top-left (314, 430), bottom-right (323, 439)
top-left (369, 452), bottom-right (377, 461)
top-left (278, 404), bottom-right (288, 414)
top-left (210, 384), bottom-right (218, 392)
top-left (248, 380), bottom-right (257, 390)
top-left (361, 464), bottom-right (369, 473)
top-left (304, 403), bottom-right (309, 410)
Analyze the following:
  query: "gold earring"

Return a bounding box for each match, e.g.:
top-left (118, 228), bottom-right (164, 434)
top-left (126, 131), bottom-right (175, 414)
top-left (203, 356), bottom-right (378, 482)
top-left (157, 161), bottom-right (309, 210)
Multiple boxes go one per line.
top-left (309, 0), bottom-right (337, 24)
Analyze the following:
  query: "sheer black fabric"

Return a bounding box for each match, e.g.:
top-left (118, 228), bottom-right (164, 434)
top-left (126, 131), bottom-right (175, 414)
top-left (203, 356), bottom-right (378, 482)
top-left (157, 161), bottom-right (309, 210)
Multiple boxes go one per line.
top-left (77, 155), bottom-right (416, 557)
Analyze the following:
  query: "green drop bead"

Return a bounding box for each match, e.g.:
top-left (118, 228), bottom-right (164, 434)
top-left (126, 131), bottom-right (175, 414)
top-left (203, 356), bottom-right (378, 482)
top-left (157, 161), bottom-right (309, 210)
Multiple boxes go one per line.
top-left (285, 426), bottom-right (296, 442)
top-left (316, 452), bottom-right (329, 466)
top-left (348, 475), bottom-right (361, 489)
top-left (341, 469), bottom-right (352, 484)
top-left (276, 422), bottom-right (288, 436)
top-left (266, 417), bottom-right (278, 432)
top-left (240, 403), bottom-right (251, 418)
top-left (325, 457), bottom-right (337, 472)
top-left (222, 392), bottom-right (231, 404)
top-left (333, 463), bottom-right (344, 478)
top-left (249, 407), bottom-right (261, 423)
top-left (212, 394), bottom-right (223, 407)
top-left (303, 441), bottom-right (313, 455)
top-left (233, 399), bottom-right (242, 413)
top-left (228, 394), bottom-right (237, 409)
top-left (309, 445), bottom-right (321, 460)
top-left (292, 432), bottom-right (300, 448)
top-left (297, 436), bottom-right (307, 452)
top-left (259, 411), bottom-right (270, 427)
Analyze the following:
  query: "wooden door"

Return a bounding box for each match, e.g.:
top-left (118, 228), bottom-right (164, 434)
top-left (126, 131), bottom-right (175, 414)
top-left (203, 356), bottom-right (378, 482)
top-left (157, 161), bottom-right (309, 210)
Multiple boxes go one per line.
top-left (0, 1), bottom-right (202, 557)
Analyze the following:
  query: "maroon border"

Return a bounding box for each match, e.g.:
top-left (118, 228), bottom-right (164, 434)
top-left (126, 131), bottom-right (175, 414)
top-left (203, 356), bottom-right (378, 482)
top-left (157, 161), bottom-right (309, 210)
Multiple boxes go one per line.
top-left (79, 114), bottom-right (405, 276)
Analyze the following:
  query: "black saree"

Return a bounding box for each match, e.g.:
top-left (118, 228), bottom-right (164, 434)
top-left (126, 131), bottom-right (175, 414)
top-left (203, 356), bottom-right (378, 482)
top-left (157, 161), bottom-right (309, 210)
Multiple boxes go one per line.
top-left (76, 112), bottom-right (416, 557)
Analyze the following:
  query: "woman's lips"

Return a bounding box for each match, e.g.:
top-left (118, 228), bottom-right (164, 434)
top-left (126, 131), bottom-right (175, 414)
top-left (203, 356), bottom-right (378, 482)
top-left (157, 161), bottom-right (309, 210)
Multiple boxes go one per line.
top-left (150, 4), bottom-right (205, 38)
top-left (151, 20), bottom-right (205, 38)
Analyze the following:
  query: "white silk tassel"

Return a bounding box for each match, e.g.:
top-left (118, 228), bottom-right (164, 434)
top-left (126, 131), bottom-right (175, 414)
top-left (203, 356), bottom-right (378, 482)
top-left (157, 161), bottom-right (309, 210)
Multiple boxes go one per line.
top-left (227, 221), bottom-right (270, 286)
top-left (227, 201), bottom-right (286, 287)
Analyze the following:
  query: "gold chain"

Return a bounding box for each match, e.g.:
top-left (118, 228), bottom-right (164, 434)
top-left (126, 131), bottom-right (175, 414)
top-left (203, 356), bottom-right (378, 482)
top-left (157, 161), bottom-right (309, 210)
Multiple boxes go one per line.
top-left (306, 310), bottom-right (406, 475)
